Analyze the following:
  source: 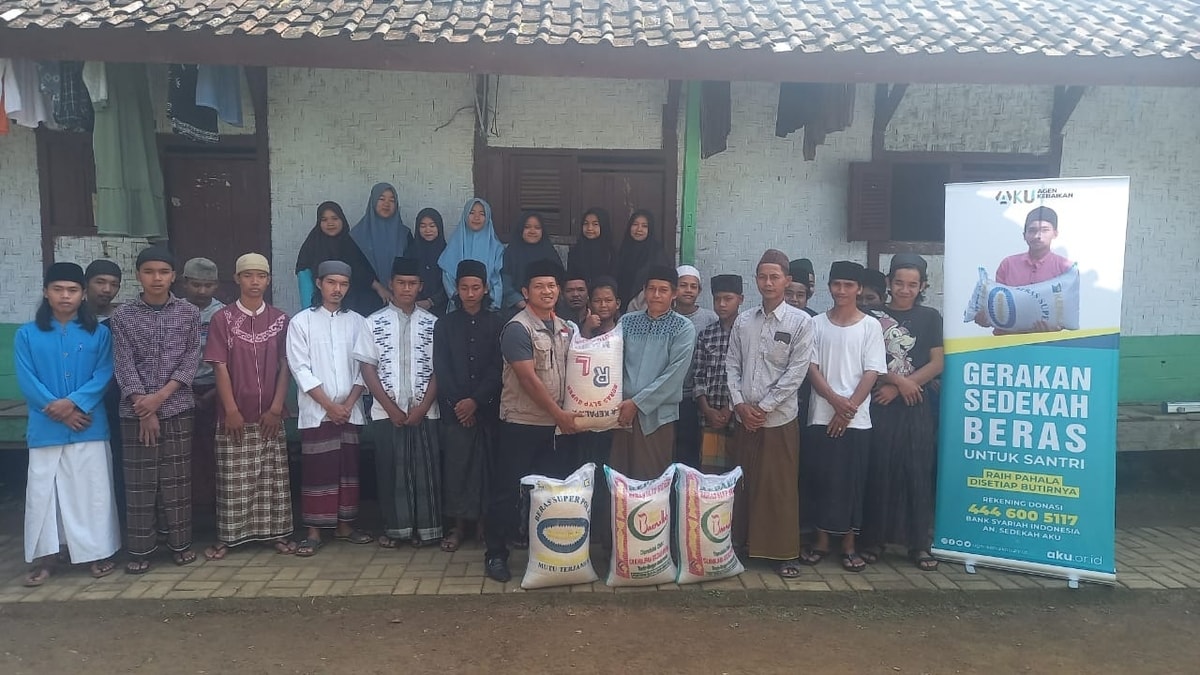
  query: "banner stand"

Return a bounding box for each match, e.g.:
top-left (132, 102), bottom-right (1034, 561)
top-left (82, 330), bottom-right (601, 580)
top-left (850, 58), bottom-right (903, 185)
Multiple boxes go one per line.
top-left (934, 177), bottom-right (1129, 587)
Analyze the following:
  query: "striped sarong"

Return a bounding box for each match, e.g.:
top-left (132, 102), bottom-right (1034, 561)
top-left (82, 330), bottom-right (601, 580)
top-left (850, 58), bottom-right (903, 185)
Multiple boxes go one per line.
top-left (215, 422), bottom-right (294, 546)
top-left (300, 422), bottom-right (360, 528)
top-left (373, 419), bottom-right (443, 542)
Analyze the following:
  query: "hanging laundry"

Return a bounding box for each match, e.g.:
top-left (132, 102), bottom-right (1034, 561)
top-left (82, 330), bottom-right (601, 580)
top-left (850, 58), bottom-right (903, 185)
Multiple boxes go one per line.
top-left (6, 59), bottom-right (54, 129)
top-left (38, 61), bottom-right (94, 132)
top-left (167, 64), bottom-right (218, 143)
top-left (699, 81), bottom-right (731, 159)
top-left (93, 63), bottom-right (168, 239)
top-left (82, 62), bottom-right (108, 109)
top-left (0, 59), bottom-right (17, 135)
top-left (775, 83), bottom-right (855, 161)
top-left (195, 64), bottom-right (243, 127)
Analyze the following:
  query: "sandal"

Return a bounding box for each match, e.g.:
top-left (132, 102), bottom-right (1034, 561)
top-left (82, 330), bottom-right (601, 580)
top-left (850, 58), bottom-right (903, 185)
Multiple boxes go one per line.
top-left (860, 546), bottom-right (883, 565)
top-left (295, 538), bottom-right (322, 557)
top-left (841, 551), bottom-right (867, 573)
top-left (909, 549), bottom-right (939, 571)
top-left (776, 559), bottom-right (803, 579)
top-left (377, 535), bottom-right (398, 549)
top-left (334, 530), bottom-right (373, 545)
top-left (410, 537), bottom-right (425, 549)
top-left (125, 557), bottom-right (151, 575)
top-left (204, 544), bottom-right (229, 560)
top-left (173, 549), bottom-right (197, 566)
top-left (271, 539), bottom-right (297, 555)
top-left (90, 559), bottom-right (117, 579)
top-left (24, 566), bottom-right (52, 587)
top-left (440, 531), bottom-right (461, 553)
top-left (800, 547), bottom-right (829, 566)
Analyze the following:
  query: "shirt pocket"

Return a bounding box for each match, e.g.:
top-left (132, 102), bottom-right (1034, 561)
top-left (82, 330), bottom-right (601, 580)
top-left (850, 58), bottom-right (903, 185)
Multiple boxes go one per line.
top-left (765, 340), bottom-right (791, 368)
top-left (530, 332), bottom-right (554, 372)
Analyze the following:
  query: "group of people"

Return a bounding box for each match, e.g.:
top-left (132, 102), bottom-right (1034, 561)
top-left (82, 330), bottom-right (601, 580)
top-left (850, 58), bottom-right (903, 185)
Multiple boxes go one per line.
top-left (17, 184), bottom-right (944, 586)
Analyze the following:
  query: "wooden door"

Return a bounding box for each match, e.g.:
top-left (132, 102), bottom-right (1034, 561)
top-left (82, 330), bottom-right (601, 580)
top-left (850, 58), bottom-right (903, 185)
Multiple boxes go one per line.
top-left (163, 153), bottom-right (267, 304)
top-left (578, 163), bottom-right (671, 256)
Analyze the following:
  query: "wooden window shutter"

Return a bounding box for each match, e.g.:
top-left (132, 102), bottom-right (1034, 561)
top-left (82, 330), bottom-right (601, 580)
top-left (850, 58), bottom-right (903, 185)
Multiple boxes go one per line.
top-left (847, 161), bottom-right (892, 242)
top-left (507, 154), bottom-right (576, 241)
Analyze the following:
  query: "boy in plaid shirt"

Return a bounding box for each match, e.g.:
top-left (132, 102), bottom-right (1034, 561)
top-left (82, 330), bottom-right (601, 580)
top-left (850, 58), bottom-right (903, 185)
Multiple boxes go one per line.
top-left (690, 274), bottom-right (743, 472)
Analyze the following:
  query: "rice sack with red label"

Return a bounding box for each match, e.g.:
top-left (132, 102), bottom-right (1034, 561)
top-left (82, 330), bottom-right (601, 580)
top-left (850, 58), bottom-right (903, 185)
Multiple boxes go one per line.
top-left (520, 463), bottom-right (599, 589)
top-left (674, 465), bottom-right (744, 585)
top-left (962, 265), bottom-right (1080, 332)
top-left (561, 326), bottom-right (623, 432)
top-left (605, 464), bottom-right (677, 587)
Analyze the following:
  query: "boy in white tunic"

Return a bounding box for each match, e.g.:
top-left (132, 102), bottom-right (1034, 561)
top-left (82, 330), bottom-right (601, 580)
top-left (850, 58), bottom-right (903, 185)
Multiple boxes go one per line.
top-left (17, 263), bottom-right (121, 585)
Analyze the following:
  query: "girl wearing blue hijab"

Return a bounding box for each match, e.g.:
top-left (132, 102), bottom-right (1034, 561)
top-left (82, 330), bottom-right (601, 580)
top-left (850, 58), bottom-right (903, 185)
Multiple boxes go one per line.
top-left (350, 182), bottom-right (414, 285)
top-left (438, 198), bottom-right (505, 310)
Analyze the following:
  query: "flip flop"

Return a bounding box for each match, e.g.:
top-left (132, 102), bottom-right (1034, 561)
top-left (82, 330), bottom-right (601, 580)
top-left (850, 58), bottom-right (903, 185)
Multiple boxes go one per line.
top-left (800, 547), bottom-right (829, 566)
top-left (90, 559), bottom-right (117, 579)
top-left (24, 566), bottom-right (52, 587)
top-left (860, 547), bottom-right (883, 565)
top-left (271, 540), bottom-right (298, 555)
top-left (173, 549), bottom-right (197, 566)
top-left (334, 530), bottom-right (373, 545)
top-left (125, 558), bottom-right (151, 575)
top-left (909, 550), bottom-right (939, 571)
top-left (440, 531), bottom-right (461, 553)
top-left (377, 535), bottom-right (398, 549)
top-left (841, 551), bottom-right (867, 573)
top-left (204, 544), bottom-right (229, 560)
top-left (295, 538), bottom-right (322, 557)
top-left (776, 559), bottom-right (803, 579)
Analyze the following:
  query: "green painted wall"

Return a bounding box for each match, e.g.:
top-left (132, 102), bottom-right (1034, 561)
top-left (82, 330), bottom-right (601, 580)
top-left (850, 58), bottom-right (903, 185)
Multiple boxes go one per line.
top-left (0, 323), bottom-right (18, 400)
top-left (1118, 335), bottom-right (1200, 403)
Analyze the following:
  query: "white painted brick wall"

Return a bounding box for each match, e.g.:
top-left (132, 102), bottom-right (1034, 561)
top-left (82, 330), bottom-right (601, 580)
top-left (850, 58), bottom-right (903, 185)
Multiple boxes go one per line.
top-left (268, 69), bottom-right (477, 312)
top-left (52, 236), bottom-right (151, 304)
top-left (1061, 86), bottom-right (1200, 336)
top-left (887, 84), bottom-right (1053, 155)
top-left (0, 126), bottom-right (44, 323)
top-left (487, 76), bottom-right (665, 149)
top-left (691, 82), bottom-right (874, 311)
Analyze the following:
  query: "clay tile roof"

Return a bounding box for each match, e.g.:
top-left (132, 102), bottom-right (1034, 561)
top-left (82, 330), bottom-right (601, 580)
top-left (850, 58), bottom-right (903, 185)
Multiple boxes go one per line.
top-left (0, 0), bottom-right (1197, 60)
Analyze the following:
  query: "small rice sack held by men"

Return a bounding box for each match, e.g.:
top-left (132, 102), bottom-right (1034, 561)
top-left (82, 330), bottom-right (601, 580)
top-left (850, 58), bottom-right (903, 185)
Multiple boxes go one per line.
top-left (562, 326), bottom-right (624, 433)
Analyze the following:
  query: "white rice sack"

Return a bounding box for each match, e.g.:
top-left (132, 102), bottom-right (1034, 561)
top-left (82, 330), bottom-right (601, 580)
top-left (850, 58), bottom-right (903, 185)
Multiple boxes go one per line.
top-left (562, 325), bottom-right (623, 432)
top-left (520, 463), bottom-right (599, 589)
top-left (674, 465), bottom-right (744, 585)
top-left (606, 464), bottom-right (678, 587)
top-left (962, 265), bottom-right (1080, 332)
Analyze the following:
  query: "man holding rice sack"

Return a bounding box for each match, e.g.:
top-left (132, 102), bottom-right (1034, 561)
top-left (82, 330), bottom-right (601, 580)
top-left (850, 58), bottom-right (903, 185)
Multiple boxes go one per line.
top-left (484, 259), bottom-right (581, 583)
top-left (726, 250), bottom-right (814, 580)
top-left (609, 265), bottom-right (696, 481)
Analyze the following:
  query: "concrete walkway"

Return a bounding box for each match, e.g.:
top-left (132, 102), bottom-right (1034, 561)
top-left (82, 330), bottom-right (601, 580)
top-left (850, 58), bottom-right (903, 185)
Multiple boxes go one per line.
top-left (1, 526), bottom-right (1196, 603)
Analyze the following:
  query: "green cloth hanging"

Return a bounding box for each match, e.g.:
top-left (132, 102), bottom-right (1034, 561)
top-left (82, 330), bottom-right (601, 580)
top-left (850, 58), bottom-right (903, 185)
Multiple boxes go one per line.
top-left (92, 63), bottom-right (167, 239)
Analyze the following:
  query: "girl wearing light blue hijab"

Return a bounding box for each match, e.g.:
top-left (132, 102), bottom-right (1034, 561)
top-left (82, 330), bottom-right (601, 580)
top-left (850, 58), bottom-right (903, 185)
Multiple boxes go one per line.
top-left (438, 198), bottom-right (505, 311)
top-left (350, 182), bottom-right (414, 286)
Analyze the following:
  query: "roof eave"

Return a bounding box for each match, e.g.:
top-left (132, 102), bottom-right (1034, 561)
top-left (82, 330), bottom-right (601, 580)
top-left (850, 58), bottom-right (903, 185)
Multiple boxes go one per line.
top-left (0, 28), bottom-right (1196, 87)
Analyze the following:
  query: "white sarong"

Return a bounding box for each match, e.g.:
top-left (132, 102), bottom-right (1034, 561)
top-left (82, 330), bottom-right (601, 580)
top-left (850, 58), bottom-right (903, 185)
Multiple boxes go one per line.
top-left (24, 441), bottom-right (121, 564)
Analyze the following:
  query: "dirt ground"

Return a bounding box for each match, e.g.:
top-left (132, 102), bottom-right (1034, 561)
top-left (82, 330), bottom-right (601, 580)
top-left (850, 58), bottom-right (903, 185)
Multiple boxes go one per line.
top-left (1, 591), bottom-right (1197, 674)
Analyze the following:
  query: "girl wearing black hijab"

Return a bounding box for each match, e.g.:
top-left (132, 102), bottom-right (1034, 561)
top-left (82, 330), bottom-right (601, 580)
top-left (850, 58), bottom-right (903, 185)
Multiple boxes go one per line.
top-left (295, 201), bottom-right (388, 316)
top-left (567, 207), bottom-right (615, 285)
top-left (500, 212), bottom-right (564, 313)
top-left (615, 209), bottom-right (670, 312)
top-left (407, 207), bottom-right (449, 316)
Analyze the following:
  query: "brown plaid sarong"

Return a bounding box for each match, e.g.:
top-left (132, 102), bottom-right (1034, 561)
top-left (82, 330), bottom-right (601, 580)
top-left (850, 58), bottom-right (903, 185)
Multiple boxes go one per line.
top-left (215, 422), bottom-right (293, 546)
top-left (122, 411), bottom-right (194, 556)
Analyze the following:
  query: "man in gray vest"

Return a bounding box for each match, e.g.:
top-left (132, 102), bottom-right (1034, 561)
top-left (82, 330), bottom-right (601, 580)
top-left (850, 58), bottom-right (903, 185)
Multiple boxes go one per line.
top-left (483, 259), bottom-right (581, 583)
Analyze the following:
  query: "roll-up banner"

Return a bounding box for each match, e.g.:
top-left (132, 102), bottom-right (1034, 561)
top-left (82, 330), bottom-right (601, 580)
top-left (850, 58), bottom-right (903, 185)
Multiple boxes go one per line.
top-left (934, 177), bottom-right (1129, 585)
